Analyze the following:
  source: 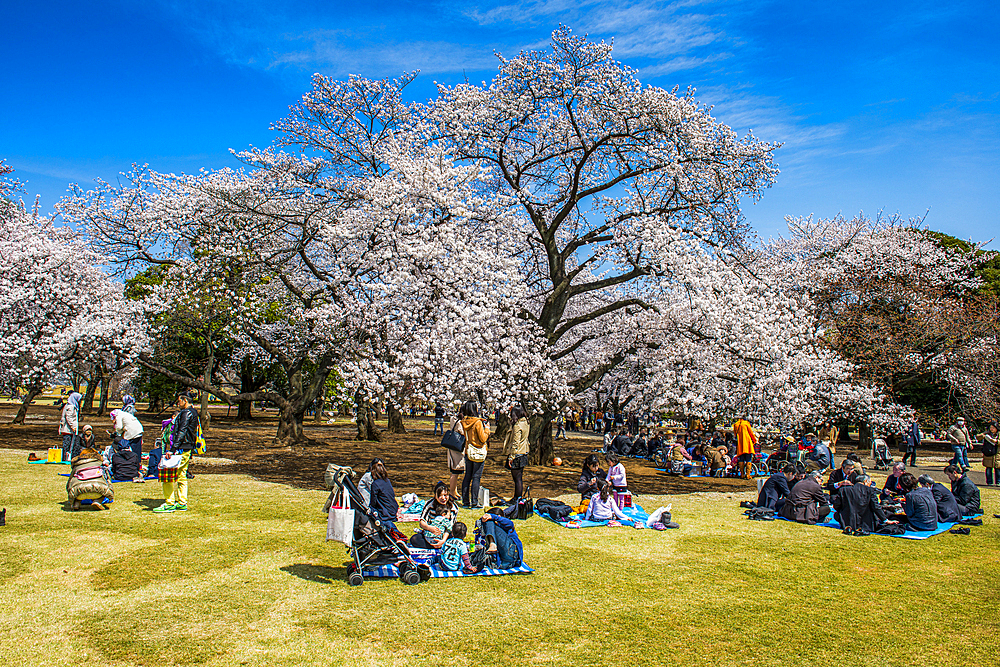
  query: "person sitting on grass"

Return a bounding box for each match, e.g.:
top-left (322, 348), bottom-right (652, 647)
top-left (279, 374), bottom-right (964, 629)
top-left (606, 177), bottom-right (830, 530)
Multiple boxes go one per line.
top-left (472, 513), bottom-right (524, 570)
top-left (832, 473), bottom-right (886, 533)
top-left (883, 462), bottom-right (907, 495)
top-left (410, 481), bottom-right (458, 549)
top-left (899, 472), bottom-right (937, 532)
top-left (927, 475), bottom-right (961, 523)
top-left (578, 454), bottom-right (605, 502)
top-left (368, 459), bottom-right (403, 533)
top-left (944, 464), bottom-right (981, 516)
top-left (826, 459), bottom-right (858, 498)
top-left (778, 470), bottom-right (830, 525)
top-left (436, 521), bottom-right (471, 572)
top-left (585, 483), bottom-right (631, 523)
top-left (604, 453), bottom-right (628, 492)
top-left (110, 438), bottom-right (141, 482)
top-left (758, 464), bottom-right (797, 511)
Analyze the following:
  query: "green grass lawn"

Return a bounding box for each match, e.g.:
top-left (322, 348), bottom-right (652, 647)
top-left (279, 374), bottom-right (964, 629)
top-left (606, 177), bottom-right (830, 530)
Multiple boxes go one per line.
top-left (1, 448), bottom-right (998, 667)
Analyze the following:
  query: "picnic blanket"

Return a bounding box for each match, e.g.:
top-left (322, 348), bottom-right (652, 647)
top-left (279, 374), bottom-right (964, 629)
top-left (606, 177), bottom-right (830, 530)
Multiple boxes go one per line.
top-left (364, 562), bottom-right (534, 578)
top-left (777, 514), bottom-right (984, 540)
top-left (361, 547), bottom-right (533, 578)
top-left (30, 460), bottom-right (70, 465)
top-left (535, 502), bottom-right (651, 528)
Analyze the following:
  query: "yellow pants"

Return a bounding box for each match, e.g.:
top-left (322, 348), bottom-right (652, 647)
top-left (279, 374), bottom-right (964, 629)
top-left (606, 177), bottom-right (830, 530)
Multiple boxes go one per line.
top-left (162, 450), bottom-right (192, 506)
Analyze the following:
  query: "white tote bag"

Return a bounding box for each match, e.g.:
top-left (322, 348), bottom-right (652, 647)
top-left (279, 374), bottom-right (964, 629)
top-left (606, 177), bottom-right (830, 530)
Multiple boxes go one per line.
top-left (326, 488), bottom-right (355, 546)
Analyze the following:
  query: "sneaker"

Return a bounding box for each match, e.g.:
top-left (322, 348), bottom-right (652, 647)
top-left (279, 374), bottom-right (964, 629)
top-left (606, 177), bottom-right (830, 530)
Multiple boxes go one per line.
top-left (173, 504), bottom-right (188, 511)
top-left (132, 477), bottom-right (145, 483)
top-left (152, 503), bottom-right (176, 513)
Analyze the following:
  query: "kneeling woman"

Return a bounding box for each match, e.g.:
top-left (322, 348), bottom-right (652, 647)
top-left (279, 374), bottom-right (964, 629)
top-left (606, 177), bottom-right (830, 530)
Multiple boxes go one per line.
top-left (578, 454), bottom-right (605, 502)
top-left (368, 459), bottom-right (403, 533)
top-left (410, 481), bottom-right (458, 549)
top-left (585, 483), bottom-right (631, 523)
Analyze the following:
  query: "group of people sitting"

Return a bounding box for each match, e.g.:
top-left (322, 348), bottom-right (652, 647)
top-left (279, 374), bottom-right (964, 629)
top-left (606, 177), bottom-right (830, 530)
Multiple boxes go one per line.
top-left (576, 452), bottom-right (633, 522)
top-left (757, 457), bottom-right (982, 533)
top-left (354, 459), bottom-right (524, 573)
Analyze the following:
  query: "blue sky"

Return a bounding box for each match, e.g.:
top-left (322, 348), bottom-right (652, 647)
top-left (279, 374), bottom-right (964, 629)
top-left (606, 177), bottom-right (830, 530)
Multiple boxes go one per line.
top-left (2, 0), bottom-right (998, 246)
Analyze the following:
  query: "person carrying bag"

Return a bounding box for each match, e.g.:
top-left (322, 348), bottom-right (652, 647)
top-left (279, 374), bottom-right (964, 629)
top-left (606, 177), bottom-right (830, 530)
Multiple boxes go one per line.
top-left (501, 404), bottom-right (531, 502)
top-left (460, 401), bottom-right (490, 508)
top-left (444, 411), bottom-right (466, 500)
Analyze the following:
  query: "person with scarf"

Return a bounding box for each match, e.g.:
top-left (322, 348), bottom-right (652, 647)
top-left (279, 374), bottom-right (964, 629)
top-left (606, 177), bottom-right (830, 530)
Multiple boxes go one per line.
top-left (121, 394), bottom-right (138, 416)
top-left (58, 391), bottom-right (83, 461)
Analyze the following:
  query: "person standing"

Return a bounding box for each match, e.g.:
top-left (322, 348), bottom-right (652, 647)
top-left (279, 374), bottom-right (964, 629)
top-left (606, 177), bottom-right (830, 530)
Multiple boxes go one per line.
top-left (902, 418), bottom-right (921, 467)
top-left (555, 413), bottom-right (566, 440)
top-left (446, 410), bottom-right (466, 500)
top-left (979, 422), bottom-right (999, 486)
top-left (460, 401), bottom-right (490, 508)
top-left (501, 405), bottom-right (530, 501)
top-left (818, 422), bottom-right (839, 469)
top-left (153, 392), bottom-right (200, 513)
top-left (732, 417), bottom-right (758, 479)
top-left (58, 391), bottom-right (83, 461)
top-left (433, 402), bottom-right (446, 436)
top-left (946, 416), bottom-right (973, 472)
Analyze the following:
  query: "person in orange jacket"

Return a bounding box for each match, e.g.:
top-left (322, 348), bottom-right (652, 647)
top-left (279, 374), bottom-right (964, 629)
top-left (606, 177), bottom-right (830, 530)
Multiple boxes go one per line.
top-left (732, 418), bottom-right (758, 479)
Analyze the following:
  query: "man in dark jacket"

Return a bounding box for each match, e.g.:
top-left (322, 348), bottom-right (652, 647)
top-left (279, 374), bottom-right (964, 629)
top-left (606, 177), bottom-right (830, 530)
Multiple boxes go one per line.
top-left (825, 459), bottom-right (857, 498)
top-left (832, 474), bottom-right (886, 532)
top-left (927, 476), bottom-right (960, 523)
top-left (778, 471), bottom-right (831, 524)
top-left (758, 464), bottom-right (796, 511)
top-left (805, 441), bottom-right (832, 472)
top-left (153, 392), bottom-right (200, 514)
top-left (945, 465), bottom-right (981, 515)
top-left (110, 439), bottom-right (141, 481)
top-left (611, 431), bottom-right (633, 456)
top-left (902, 475), bottom-right (937, 531)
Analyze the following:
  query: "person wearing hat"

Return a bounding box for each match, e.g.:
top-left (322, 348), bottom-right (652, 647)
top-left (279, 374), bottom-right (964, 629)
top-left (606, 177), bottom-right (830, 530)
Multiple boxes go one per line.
top-left (945, 416), bottom-right (973, 472)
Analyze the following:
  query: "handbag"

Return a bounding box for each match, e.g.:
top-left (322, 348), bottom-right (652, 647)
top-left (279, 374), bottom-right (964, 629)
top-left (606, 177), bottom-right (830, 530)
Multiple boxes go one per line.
top-left (440, 428), bottom-right (465, 453)
top-left (326, 487), bottom-right (355, 546)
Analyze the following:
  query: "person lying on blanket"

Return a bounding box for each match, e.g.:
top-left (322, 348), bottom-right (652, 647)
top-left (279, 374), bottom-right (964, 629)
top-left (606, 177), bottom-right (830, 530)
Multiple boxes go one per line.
top-left (585, 483), bottom-right (632, 523)
top-left (472, 514), bottom-right (524, 570)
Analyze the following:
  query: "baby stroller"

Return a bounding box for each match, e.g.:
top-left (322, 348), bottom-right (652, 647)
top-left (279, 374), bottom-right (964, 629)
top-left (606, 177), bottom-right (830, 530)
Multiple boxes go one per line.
top-left (324, 464), bottom-right (428, 587)
top-left (871, 438), bottom-right (893, 471)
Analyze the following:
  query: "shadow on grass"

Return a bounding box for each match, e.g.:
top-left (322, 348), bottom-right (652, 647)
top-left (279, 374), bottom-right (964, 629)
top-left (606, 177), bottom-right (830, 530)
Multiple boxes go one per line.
top-left (133, 499), bottom-right (162, 510)
top-left (281, 563), bottom-right (346, 584)
top-left (59, 500), bottom-right (110, 512)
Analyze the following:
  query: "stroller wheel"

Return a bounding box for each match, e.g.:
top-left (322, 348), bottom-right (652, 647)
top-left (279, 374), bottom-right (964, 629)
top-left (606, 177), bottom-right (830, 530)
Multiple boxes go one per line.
top-left (401, 568), bottom-right (421, 585)
top-left (347, 571), bottom-right (364, 587)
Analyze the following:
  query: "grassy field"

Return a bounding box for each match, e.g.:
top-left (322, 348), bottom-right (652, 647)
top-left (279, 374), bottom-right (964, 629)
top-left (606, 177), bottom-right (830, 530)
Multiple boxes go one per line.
top-left (1, 448), bottom-right (998, 667)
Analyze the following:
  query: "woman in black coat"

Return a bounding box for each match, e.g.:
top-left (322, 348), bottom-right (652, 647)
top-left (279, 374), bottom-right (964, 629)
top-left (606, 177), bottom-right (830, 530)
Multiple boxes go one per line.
top-left (368, 459), bottom-right (401, 532)
top-left (577, 454), bottom-right (605, 502)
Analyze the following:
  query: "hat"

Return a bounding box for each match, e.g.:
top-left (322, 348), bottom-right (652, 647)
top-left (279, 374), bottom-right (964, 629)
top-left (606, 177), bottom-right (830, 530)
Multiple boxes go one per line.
top-left (783, 436), bottom-right (795, 443)
top-left (956, 416), bottom-right (965, 422)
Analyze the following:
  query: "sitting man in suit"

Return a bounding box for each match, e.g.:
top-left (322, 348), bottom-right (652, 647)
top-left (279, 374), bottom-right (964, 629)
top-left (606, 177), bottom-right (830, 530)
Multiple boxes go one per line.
top-left (882, 462), bottom-right (907, 496)
top-left (826, 459), bottom-right (859, 498)
top-left (945, 465), bottom-right (981, 516)
top-left (899, 472), bottom-right (937, 532)
top-left (758, 464), bottom-right (797, 511)
top-left (925, 474), bottom-right (961, 523)
top-left (778, 470), bottom-right (831, 525)
top-left (832, 473), bottom-right (886, 533)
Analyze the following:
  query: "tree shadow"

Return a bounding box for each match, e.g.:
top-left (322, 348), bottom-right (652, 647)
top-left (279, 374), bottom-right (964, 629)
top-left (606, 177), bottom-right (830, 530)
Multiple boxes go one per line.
top-left (280, 563), bottom-right (346, 584)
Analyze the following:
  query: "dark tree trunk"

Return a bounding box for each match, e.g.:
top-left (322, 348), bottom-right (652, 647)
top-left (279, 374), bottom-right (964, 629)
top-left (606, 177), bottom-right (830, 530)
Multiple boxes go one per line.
top-left (200, 349), bottom-right (214, 431)
top-left (355, 392), bottom-right (381, 442)
top-left (276, 404), bottom-right (307, 444)
top-left (493, 411), bottom-right (511, 444)
top-left (82, 372), bottom-right (99, 414)
top-left (11, 384), bottom-right (42, 425)
top-left (237, 357), bottom-right (257, 420)
top-left (314, 397), bottom-right (325, 423)
top-left (859, 422), bottom-right (873, 453)
top-left (238, 400), bottom-right (253, 419)
top-left (386, 403), bottom-right (405, 434)
top-left (96, 374), bottom-right (111, 416)
top-left (528, 414), bottom-right (554, 465)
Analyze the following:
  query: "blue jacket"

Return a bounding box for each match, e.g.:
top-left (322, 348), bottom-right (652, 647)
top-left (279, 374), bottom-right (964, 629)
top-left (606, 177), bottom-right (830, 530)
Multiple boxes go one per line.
top-left (368, 478), bottom-right (399, 522)
top-left (487, 515), bottom-right (523, 566)
top-left (904, 486), bottom-right (937, 531)
top-left (930, 483), bottom-right (960, 523)
top-left (807, 443), bottom-right (831, 468)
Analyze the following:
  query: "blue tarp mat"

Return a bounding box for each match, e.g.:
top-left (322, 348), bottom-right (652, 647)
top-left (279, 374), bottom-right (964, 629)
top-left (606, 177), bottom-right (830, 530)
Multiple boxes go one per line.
top-left (535, 502), bottom-right (651, 528)
top-left (776, 514), bottom-right (983, 540)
